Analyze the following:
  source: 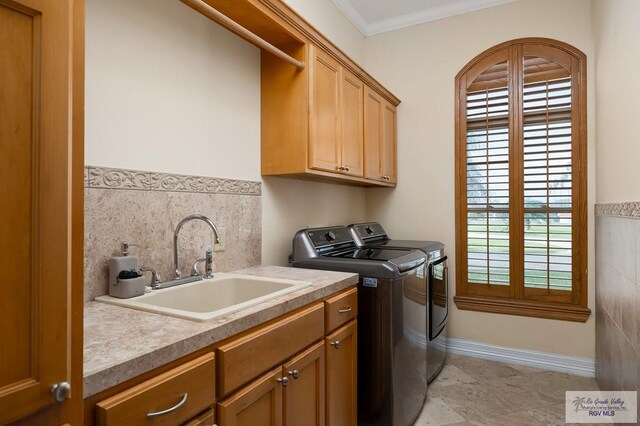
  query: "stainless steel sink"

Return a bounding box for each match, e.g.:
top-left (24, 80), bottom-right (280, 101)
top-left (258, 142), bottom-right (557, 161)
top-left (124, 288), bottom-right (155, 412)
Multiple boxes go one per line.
top-left (95, 273), bottom-right (312, 321)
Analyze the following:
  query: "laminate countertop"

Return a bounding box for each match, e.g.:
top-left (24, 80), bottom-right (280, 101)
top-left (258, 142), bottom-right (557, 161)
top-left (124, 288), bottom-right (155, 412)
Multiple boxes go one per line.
top-left (83, 266), bottom-right (357, 398)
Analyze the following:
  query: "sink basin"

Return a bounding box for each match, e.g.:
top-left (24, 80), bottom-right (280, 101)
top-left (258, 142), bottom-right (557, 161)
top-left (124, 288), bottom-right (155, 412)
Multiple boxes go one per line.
top-left (95, 273), bottom-right (312, 322)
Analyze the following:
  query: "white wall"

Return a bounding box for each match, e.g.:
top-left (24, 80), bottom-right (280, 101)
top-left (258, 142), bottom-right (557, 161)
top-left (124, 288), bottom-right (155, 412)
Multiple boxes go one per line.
top-left (363, 0), bottom-right (597, 357)
top-left (85, 0), bottom-right (367, 267)
top-left (594, 0), bottom-right (640, 204)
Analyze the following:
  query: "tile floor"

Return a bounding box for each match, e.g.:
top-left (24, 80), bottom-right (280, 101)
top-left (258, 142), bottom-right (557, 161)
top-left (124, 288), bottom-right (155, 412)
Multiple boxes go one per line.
top-left (415, 355), bottom-right (601, 426)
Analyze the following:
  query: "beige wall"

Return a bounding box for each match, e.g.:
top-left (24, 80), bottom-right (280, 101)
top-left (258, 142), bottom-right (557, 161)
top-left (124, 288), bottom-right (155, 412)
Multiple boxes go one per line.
top-left (86, 0), bottom-right (602, 357)
top-left (363, 0), bottom-right (597, 357)
top-left (284, 0), bottom-right (365, 63)
top-left (594, 0), bottom-right (640, 203)
top-left (85, 0), bottom-right (366, 267)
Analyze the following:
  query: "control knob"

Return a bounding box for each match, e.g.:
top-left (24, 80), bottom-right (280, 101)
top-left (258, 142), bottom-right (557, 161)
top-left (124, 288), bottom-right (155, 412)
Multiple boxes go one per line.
top-left (325, 231), bottom-right (337, 242)
top-left (365, 226), bottom-right (374, 235)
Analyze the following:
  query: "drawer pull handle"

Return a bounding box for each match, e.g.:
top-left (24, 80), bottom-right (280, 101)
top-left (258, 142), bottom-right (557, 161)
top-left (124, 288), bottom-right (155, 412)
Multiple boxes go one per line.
top-left (288, 369), bottom-right (300, 379)
top-left (330, 340), bottom-right (341, 349)
top-left (338, 306), bottom-right (352, 314)
top-left (147, 393), bottom-right (188, 418)
top-left (277, 377), bottom-right (289, 387)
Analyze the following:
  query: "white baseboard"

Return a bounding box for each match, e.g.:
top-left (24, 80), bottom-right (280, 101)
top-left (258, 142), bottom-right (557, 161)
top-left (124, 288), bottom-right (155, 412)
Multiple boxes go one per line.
top-left (446, 337), bottom-right (595, 377)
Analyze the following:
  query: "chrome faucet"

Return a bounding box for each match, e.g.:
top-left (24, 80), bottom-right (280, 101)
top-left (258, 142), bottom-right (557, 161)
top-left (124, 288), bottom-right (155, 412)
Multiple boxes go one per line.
top-left (173, 215), bottom-right (220, 279)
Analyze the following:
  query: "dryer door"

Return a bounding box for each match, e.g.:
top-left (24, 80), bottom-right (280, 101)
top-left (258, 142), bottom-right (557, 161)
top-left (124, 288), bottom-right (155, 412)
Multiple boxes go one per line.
top-left (429, 256), bottom-right (448, 340)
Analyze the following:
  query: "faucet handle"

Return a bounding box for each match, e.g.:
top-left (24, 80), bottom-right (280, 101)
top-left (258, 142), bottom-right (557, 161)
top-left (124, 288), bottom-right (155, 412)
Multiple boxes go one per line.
top-left (190, 258), bottom-right (206, 277)
top-left (140, 267), bottom-right (161, 288)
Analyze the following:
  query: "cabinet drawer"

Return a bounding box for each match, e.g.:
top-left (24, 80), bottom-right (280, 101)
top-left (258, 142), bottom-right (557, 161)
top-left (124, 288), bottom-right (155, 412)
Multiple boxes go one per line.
top-left (96, 353), bottom-right (215, 426)
top-left (325, 287), bottom-right (357, 333)
top-left (217, 303), bottom-right (324, 397)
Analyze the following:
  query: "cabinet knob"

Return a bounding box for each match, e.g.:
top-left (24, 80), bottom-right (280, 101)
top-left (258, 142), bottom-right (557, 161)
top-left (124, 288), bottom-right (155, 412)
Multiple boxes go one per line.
top-left (344, 165), bottom-right (349, 172)
top-left (288, 369), bottom-right (300, 379)
top-left (277, 377), bottom-right (289, 387)
top-left (336, 165), bottom-right (345, 171)
top-left (330, 340), bottom-right (341, 349)
top-left (51, 381), bottom-right (71, 403)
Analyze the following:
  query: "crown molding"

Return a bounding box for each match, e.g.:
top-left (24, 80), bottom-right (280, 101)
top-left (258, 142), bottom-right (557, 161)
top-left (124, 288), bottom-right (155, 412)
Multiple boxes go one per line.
top-left (332, 0), bottom-right (519, 36)
top-left (330, 0), bottom-right (369, 35)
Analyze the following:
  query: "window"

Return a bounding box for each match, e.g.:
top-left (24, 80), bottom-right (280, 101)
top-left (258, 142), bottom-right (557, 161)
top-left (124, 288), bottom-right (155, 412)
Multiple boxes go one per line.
top-left (454, 38), bottom-right (589, 322)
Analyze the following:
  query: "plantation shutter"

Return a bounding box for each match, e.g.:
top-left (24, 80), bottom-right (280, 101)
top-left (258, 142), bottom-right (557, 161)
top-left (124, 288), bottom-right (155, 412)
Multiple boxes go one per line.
top-left (455, 39), bottom-right (588, 320)
top-left (465, 59), bottom-right (511, 291)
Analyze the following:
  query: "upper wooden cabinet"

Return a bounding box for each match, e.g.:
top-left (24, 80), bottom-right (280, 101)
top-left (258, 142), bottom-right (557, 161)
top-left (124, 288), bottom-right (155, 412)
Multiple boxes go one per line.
top-left (0, 0), bottom-right (84, 424)
top-left (308, 46), bottom-right (341, 174)
top-left (308, 46), bottom-right (364, 178)
top-left (364, 87), bottom-right (397, 184)
top-left (182, 0), bottom-right (400, 187)
top-left (262, 43), bottom-right (396, 187)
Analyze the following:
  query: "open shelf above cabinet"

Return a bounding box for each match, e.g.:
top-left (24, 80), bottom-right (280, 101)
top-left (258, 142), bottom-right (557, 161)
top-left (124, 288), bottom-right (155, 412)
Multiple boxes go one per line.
top-left (181, 0), bottom-right (400, 188)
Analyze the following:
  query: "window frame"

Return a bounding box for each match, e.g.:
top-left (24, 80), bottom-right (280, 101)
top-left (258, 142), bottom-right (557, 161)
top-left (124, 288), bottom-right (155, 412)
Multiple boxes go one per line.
top-left (453, 38), bottom-right (590, 322)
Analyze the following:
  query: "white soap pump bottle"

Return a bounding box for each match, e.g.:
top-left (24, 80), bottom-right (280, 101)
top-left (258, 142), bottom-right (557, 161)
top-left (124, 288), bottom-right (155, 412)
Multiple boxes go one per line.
top-left (108, 242), bottom-right (140, 298)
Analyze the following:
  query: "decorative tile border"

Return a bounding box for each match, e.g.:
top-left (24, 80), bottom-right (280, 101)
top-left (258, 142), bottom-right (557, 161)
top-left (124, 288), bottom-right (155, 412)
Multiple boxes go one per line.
top-left (595, 202), bottom-right (640, 218)
top-left (85, 166), bottom-right (261, 196)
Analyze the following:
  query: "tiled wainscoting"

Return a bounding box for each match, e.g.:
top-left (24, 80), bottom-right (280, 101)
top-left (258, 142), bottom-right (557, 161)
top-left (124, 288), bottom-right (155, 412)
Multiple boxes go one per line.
top-left (84, 166), bottom-right (262, 301)
top-left (595, 203), bottom-right (640, 418)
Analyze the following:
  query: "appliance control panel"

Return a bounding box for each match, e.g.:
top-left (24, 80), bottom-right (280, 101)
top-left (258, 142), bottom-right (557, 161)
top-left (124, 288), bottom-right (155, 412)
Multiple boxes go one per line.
top-left (306, 227), bottom-right (353, 248)
top-left (352, 222), bottom-right (387, 240)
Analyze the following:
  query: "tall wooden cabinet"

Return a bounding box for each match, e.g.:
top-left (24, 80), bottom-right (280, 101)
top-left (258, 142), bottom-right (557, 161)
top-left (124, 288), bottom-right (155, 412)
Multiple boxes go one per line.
top-left (0, 0), bottom-right (84, 424)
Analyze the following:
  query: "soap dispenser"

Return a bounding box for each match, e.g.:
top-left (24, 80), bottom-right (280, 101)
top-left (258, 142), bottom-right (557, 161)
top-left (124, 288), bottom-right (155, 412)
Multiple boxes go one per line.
top-left (108, 242), bottom-right (146, 298)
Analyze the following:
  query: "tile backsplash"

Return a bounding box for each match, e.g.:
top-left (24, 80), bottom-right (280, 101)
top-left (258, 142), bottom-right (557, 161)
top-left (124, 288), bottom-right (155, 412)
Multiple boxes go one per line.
top-left (84, 166), bottom-right (262, 301)
top-left (595, 202), bottom-right (639, 421)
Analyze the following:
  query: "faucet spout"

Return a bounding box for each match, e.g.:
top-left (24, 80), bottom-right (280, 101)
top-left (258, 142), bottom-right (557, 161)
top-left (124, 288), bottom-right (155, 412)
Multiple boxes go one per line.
top-left (173, 214), bottom-right (220, 279)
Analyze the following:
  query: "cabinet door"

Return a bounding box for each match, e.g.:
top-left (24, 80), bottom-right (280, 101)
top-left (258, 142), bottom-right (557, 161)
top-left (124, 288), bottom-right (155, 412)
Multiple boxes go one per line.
top-left (364, 87), bottom-right (384, 181)
top-left (364, 87), bottom-right (397, 184)
top-left (217, 368), bottom-right (283, 426)
top-left (340, 68), bottom-right (364, 177)
top-left (309, 45), bottom-right (341, 173)
top-left (382, 102), bottom-right (397, 184)
top-left (183, 408), bottom-right (216, 426)
top-left (325, 321), bottom-right (357, 426)
top-left (283, 342), bottom-right (325, 426)
top-left (0, 0), bottom-right (78, 423)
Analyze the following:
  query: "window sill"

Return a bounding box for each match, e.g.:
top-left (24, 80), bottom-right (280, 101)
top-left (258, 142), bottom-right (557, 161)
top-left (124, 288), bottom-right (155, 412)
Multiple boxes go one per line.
top-left (453, 295), bottom-right (591, 322)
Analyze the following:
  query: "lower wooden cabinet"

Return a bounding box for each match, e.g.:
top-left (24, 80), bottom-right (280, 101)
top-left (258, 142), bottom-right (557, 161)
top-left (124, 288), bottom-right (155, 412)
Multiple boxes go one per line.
top-left (85, 287), bottom-right (358, 426)
top-left (283, 342), bottom-right (325, 426)
top-left (326, 321), bottom-right (357, 426)
top-left (217, 368), bottom-right (283, 426)
top-left (96, 353), bottom-right (216, 426)
top-left (218, 341), bottom-right (326, 426)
